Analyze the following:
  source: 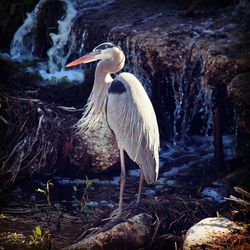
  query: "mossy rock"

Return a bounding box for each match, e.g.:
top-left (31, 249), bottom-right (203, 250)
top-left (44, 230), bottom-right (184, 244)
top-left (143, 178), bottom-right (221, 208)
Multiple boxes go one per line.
top-left (228, 73), bottom-right (250, 159)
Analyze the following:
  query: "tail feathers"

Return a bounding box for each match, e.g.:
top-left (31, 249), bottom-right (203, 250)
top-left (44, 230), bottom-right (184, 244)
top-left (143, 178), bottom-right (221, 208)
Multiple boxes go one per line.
top-left (140, 153), bottom-right (159, 185)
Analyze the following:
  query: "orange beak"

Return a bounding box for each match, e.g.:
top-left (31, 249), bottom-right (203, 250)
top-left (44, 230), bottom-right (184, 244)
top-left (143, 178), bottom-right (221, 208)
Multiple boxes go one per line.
top-left (65, 53), bottom-right (96, 68)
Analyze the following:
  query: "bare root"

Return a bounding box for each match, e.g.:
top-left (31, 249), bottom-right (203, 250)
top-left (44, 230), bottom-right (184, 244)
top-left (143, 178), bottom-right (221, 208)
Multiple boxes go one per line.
top-left (0, 93), bottom-right (84, 190)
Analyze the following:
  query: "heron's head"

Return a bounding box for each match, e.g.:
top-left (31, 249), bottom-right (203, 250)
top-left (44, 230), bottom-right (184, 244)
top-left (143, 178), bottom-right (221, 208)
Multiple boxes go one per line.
top-left (65, 42), bottom-right (121, 68)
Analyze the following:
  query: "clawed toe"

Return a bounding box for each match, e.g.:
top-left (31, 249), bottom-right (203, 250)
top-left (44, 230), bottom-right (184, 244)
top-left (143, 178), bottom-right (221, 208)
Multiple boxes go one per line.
top-left (102, 208), bottom-right (122, 222)
top-left (126, 201), bottom-right (140, 211)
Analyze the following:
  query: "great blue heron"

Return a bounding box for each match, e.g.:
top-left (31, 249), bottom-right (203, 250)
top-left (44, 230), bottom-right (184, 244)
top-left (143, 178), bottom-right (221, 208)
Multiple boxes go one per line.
top-left (66, 42), bottom-right (159, 218)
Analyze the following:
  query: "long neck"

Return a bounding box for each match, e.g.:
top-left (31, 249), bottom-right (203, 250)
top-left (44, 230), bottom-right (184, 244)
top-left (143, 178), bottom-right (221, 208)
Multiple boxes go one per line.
top-left (92, 47), bottom-right (125, 100)
top-left (99, 47), bottom-right (125, 74)
top-left (76, 49), bottom-right (125, 133)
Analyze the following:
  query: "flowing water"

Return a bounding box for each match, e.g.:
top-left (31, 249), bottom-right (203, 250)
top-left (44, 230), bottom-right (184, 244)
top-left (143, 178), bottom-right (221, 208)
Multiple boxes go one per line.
top-left (8, 0), bottom-right (117, 83)
top-left (3, 0), bottom-right (239, 202)
top-left (10, 0), bottom-right (47, 61)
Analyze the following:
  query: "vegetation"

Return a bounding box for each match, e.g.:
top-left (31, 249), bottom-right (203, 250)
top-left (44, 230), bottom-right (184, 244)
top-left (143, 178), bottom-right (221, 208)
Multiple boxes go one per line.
top-left (36, 180), bottom-right (54, 208)
top-left (29, 226), bottom-right (51, 249)
top-left (72, 176), bottom-right (98, 214)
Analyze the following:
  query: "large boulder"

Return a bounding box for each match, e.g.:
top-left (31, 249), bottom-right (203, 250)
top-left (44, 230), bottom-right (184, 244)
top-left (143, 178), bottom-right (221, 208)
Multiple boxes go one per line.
top-left (183, 217), bottom-right (248, 250)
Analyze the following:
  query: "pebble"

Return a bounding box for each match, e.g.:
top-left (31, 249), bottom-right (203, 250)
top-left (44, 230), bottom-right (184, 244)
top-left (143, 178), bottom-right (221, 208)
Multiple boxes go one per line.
top-left (86, 201), bottom-right (99, 207)
top-left (155, 185), bottom-right (164, 193)
top-left (145, 189), bottom-right (155, 198)
top-left (100, 200), bottom-right (115, 209)
top-left (156, 177), bottom-right (166, 185)
top-left (166, 180), bottom-right (176, 187)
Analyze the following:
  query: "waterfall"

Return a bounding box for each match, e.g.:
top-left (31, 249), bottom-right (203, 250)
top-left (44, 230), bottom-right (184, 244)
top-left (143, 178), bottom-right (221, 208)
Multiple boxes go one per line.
top-left (9, 0), bottom-right (118, 82)
top-left (8, 0), bottom-right (237, 150)
top-left (10, 0), bottom-right (47, 60)
top-left (39, 0), bottom-right (84, 82)
top-left (108, 31), bottom-right (214, 143)
top-left (47, 0), bottom-right (77, 73)
top-left (10, 0), bottom-right (84, 82)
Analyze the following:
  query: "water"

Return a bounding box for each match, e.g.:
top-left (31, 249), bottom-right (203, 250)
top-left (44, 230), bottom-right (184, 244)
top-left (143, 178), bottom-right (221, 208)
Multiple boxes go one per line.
top-left (9, 0), bottom-right (85, 82)
top-left (10, 0), bottom-right (47, 61)
top-left (6, 0), bottom-right (238, 175)
top-left (201, 187), bottom-right (225, 203)
top-left (46, 0), bottom-right (77, 73)
top-left (8, 0), bottom-right (120, 82)
top-left (75, 0), bottom-right (116, 13)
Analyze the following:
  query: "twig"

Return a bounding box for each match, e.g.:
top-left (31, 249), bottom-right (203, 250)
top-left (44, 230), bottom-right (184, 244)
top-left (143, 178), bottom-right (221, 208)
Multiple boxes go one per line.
top-left (76, 227), bottom-right (99, 241)
top-left (151, 212), bottom-right (161, 244)
top-left (0, 93), bottom-right (82, 190)
top-left (57, 106), bottom-right (83, 112)
top-left (234, 187), bottom-right (250, 200)
top-left (15, 97), bottom-right (40, 102)
top-left (0, 115), bottom-right (8, 124)
top-left (168, 214), bottom-right (185, 231)
top-left (224, 195), bottom-right (250, 207)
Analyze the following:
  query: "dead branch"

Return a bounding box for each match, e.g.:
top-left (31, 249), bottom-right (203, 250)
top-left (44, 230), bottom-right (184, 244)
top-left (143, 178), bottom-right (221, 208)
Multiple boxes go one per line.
top-left (224, 195), bottom-right (250, 207)
top-left (0, 93), bottom-right (86, 190)
top-left (225, 187), bottom-right (250, 208)
top-left (234, 187), bottom-right (250, 200)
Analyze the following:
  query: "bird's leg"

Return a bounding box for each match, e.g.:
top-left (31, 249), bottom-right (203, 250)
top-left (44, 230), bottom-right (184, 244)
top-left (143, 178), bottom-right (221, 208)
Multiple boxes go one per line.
top-left (117, 147), bottom-right (126, 218)
top-left (136, 169), bottom-right (144, 204)
top-left (102, 147), bottom-right (126, 222)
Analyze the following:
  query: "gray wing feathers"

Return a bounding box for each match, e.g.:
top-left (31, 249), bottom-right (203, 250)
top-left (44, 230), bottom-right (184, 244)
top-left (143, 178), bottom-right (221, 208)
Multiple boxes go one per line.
top-left (107, 73), bottom-right (159, 184)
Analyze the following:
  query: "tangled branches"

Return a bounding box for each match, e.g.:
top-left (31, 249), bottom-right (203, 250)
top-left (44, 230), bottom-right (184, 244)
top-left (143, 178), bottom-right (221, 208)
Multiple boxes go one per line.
top-left (0, 93), bottom-right (83, 190)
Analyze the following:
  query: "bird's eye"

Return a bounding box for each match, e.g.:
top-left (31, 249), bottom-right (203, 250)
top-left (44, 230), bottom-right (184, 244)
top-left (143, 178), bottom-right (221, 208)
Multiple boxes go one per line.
top-left (92, 49), bottom-right (101, 54)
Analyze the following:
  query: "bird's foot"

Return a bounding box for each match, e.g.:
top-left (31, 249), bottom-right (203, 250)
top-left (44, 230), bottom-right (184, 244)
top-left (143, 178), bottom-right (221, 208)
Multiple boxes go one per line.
top-left (102, 208), bottom-right (122, 222)
top-left (126, 201), bottom-right (140, 211)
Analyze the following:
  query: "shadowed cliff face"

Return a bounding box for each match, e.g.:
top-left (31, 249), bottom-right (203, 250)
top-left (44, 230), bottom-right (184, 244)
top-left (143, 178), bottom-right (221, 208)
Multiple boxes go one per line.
top-left (1, 0), bottom-right (250, 174)
top-left (69, 0), bottom-right (250, 142)
top-left (5, 0), bottom-right (249, 141)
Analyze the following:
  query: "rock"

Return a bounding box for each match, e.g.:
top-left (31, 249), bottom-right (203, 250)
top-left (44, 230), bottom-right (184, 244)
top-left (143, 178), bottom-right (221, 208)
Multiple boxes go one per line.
top-left (201, 187), bottom-right (226, 203)
top-left (183, 217), bottom-right (247, 250)
top-left (228, 73), bottom-right (250, 132)
top-left (63, 213), bottom-right (152, 250)
top-left (155, 184), bottom-right (164, 193)
top-left (166, 180), bottom-right (177, 187)
top-left (227, 73), bottom-right (250, 158)
top-left (72, 0), bottom-right (250, 141)
top-left (145, 189), bottom-right (156, 198)
top-left (80, 117), bottom-right (120, 171)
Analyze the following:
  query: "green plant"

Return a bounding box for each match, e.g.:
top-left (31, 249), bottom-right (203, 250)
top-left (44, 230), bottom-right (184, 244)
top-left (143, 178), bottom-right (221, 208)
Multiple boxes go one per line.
top-left (36, 180), bottom-right (53, 208)
top-left (72, 176), bottom-right (98, 214)
top-left (81, 176), bottom-right (98, 203)
top-left (29, 226), bottom-right (50, 246)
top-left (0, 232), bottom-right (26, 248)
